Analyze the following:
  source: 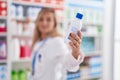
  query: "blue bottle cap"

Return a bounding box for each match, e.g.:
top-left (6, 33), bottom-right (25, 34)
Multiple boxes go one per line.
top-left (76, 13), bottom-right (83, 19)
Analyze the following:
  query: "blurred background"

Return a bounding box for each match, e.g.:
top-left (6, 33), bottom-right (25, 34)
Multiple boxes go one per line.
top-left (0, 0), bottom-right (119, 80)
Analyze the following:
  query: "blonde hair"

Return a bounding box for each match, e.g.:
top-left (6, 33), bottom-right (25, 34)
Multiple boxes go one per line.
top-left (31, 8), bottom-right (62, 51)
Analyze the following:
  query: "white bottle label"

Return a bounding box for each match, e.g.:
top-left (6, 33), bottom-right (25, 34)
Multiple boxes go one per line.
top-left (65, 27), bottom-right (79, 43)
top-left (68, 27), bottom-right (78, 39)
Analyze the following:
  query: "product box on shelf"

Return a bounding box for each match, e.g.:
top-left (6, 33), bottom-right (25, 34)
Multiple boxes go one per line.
top-left (80, 56), bottom-right (102, 79)
top-left (80, 66), bottom-right (90, 79)
top-left (0, 42), bottom-right (6, 59)
top-left (0, 1), bottom-right (7, 16)
top-left (20, 44), bottom-right (31, 58)
top-left (89, 56), bottom-right (102, 77)
top-left (80, 57), bottom-right (90, 79)
top-left (67, 70), bottom-right (80, 80)
top-left (11, 69), bottom-right (31, 80)
top-left (0, 64), bottom-right (7, 80)
top-left (81, 37), bottom-right (95, 54)
top-left (0, 22), bottom-right (6, 32)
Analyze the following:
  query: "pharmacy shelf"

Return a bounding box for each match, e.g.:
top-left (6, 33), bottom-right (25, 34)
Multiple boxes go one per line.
top-left (13, 17), bottom-right (63, 23)
top-left (85, 50), bottom-right (102, 57)
top-left (0, 16), bottom-right (6, 19)
top-left (12, 1), bottom-right (63, 9)
top-left (12, 59), bottom-right (31, 70)
top-left (0, 0), bottom-right (6, 1)
top-left (12, 58), bottom-right (31, 63)
top-left (85, 50), bottom-right (102, 54)
top-left (12, 18), bottom-right (27, 22)
top-left (83, 34), bottom-right (101, 37)
top-left (80, 75), bottom-right (101, 80)
top-left (11, 51), bottom-right (102, 63)
top-left (65, 19), bottom-right (102, 26)
top-left (85, 53), bottom-right (101, 57)
top-left (0, 32), bottom-right (6, 36)
top-left (83, 23), bottom-right (103, 27)
top-left (0, 60), bottom-right (6, 63)
top-left (12, 35), bottom-right (32, 40)
top-left (12, 34), bottom-right (102, 40)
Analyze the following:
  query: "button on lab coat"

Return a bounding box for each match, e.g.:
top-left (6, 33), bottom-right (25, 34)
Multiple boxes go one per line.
top-left (31, 37), bottom-right (84, 80)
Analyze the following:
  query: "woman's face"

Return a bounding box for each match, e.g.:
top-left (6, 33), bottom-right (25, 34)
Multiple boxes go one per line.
top-left (38, 12), bottom-right (55, 34)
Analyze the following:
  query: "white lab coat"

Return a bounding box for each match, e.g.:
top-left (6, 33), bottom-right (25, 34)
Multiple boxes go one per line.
top-left (31, 37), bottom-right (84, 80)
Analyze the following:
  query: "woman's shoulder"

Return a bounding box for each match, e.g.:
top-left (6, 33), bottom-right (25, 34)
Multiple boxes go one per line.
top-left (49, 37), bottom-right (69, 53)
top-left (52, 36), bottom-right (63, 40)
top-left (51, 36), bottom-right (64, 43)
top-left (48, 36), bottom-right (66, 47)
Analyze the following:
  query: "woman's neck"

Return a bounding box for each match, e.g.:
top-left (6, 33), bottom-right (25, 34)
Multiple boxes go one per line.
top-left (41, 34), bottom-right (49, 40)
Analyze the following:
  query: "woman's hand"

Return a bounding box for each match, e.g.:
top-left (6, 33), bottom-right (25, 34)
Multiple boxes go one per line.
top-left (69, 31), bottom-right (82, 59)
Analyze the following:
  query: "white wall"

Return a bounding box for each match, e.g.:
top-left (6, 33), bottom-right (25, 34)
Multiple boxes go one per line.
top-left (103, 0), bottom-right (114, 80)
top-left (114, 0), bottom-right (120, 80)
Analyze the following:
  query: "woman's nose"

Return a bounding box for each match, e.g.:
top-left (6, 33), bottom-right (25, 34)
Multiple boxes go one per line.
top-left (42, 20), bottom-right (48, 26)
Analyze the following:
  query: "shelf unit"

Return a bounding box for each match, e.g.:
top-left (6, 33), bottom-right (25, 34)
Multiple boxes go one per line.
top-left (0, 0), bottom-right (6, 1)
top-left (6, 0), bottom-right (64, 80)
top-left (0, 16), bottom-right (6, 19)
top-left (0, 32), bottom-right (6, 36)
top-left (0, 0), bottom-right (8, 80)
top-left (83, 34), bottom-right (102, 37)
top-left (10, 52), bottom-right (102, 63)
top-left (5, 0), bottom-right (114, 80)
top-left (12, 58), bottom-right (31, 63)
top-left (85, 51), bottom-right (102, 57)
top-left (80, 76), bottom-right (101, 80)
top-left (12, 35), bottom-right (32, 41)
top-left (10, 0), bottom-right (102, 80)
top-left (12, 1), bottom-right (63, 9)
top-left (64, 0), bottom-right (103, 80)
top-left (0, 60), bottom-right (6, 63)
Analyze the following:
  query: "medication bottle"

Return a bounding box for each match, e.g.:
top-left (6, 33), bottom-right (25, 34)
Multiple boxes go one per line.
top-left (65, 13), bottom-right (83, 43)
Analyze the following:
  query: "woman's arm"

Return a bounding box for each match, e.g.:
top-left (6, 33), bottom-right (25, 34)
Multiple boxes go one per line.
top-left (62, 49), bottom-right (84, 72)
top-left (53, 31), bottom-right (85, 72)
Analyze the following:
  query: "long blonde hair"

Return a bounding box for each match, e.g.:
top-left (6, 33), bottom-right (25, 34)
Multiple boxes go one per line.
top-left (31, 8), bottom-right (62, 51)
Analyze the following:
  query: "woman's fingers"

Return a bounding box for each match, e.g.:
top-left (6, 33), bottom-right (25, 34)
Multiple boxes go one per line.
top-left (69, 31), bottom-right (82, 59)
top-left (70, 32), bottom-right (81, 44)
top-left (69, 37), bottom-right (80, 48)
top-left (69, 41), bottom-right (76, 49)
top-left (70, 33), bottom-right (79, 41)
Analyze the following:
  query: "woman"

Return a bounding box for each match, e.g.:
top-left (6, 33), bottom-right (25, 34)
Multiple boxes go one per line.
top-left (31, 8), bottom-right (84, 80)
